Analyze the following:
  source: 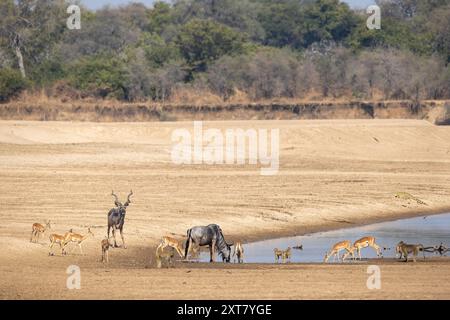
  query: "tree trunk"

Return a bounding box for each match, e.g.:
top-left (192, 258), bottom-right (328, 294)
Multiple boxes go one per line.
top-left (14, 45), bottom-right (26, 78)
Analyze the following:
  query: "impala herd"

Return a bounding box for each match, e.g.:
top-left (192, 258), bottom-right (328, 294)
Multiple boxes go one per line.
top-left (29, 191), bottom-right (441, 266)
top-left (324, 236), bottom-right (383, 263)
top-left (47, 227), bottom-right (94, 256)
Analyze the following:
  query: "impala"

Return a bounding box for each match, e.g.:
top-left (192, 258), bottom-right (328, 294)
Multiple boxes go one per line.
top-left (157, 236), bottom-right (184, 258)
top-left (49, 230), bottom-right (72, 256)
top-left (30, 220), bottom-right (51, 243)
top-left (274, 248), bottom-right (283, 263)
top-left (101, 237), bottom-right (111, 263)
top-left (63, 228), bottom-right (94, 255)
top-left (343, 236), bottom-right (383, 261)
top-left (232, 241), bottom-right (244, 263)
top-left (324, 240), bottom-right (354, 262)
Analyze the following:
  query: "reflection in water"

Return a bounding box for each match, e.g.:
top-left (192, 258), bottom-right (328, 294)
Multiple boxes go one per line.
top-left (197, 213), bottom-right (450, 263)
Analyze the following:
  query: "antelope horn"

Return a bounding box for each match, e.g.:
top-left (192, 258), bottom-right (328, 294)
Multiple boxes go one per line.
top-left (127, 190), bottom-right (133, 202)
top-left (111, 190), bottom-right (121, 206)
top-left (124, 190), bottom-right (133, 206)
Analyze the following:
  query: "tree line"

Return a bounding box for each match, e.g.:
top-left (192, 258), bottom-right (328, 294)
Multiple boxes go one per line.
top-left (0, 0), bottom-right (449, 103)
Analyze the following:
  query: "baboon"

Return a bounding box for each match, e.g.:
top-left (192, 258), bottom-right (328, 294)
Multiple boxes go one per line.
top-left (274, 248), bottom-right (291, 263)
top-left (282, 247), bottom-right (292, 263)
top-left (274, 248), bottom-right (283, 263)
top-left (155, 246), bottom-right (175, 268)
top-left (396, 241), bottom-right (425, 262)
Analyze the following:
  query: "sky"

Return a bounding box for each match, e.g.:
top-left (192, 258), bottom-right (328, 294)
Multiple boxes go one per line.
top-left (80, 0), bottom-right (377, 11)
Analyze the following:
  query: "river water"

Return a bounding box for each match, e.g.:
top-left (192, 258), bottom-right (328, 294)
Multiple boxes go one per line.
top-left (197, 213), bottom-right (450, 263)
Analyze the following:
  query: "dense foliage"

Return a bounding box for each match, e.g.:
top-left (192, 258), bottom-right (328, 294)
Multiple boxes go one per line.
top-left (0, 68), bottom-right (27, 101)
top-left (0, 0), bottom-right (449, 102)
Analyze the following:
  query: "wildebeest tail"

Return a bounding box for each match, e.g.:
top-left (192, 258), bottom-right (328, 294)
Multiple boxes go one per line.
top-left (184, 228), bottom-right (191, 259)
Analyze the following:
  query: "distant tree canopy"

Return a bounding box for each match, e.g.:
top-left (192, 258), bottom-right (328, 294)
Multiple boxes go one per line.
top-left (0, 0), bottom-right (449, 102)
top-left (259, 0), bottom-right (358, 48)
top-left (176, 19), bottom-right (247, 73)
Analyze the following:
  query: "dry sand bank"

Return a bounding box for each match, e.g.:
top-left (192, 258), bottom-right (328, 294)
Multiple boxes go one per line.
top-left (0, 119), bottom-right (449, 299)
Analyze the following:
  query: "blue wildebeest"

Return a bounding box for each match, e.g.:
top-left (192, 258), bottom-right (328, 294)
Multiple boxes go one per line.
top-left (184, 224), bottom-right (233, 263)
top-left (108, 190), bottom-right (133, 248)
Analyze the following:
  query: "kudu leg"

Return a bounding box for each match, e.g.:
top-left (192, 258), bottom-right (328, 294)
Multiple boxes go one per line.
top-left (120, 228), bottom-right (126, 249)
top-left (111, 229), bottom-right (118, 248)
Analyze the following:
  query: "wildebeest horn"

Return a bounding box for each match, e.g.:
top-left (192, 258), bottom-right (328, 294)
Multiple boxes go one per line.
top-left (111, 190), bottom-right (121, 206)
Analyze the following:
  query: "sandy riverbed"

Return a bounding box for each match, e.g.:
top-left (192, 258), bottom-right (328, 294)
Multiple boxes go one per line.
top-left (0, 119), bottom-right (449, 299)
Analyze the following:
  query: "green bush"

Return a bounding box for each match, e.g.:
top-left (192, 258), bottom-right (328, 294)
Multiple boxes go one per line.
top-left (68, 56), bottom-right (128, 99)
top-left (0, 68), bottom-right (28, 102)
top-left (29, 59), bottom-right (66, 87)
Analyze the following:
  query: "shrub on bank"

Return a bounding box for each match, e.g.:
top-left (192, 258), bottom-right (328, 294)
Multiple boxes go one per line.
top-left (0, 68), bottom-right (28, 102)
top-left (67, 56), bottom-right (128, 100)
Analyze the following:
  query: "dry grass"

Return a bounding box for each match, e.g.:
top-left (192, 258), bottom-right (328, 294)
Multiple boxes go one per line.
top-left (14, 86), bottom-right (450, 107)
top-left (2, 87), bottom-right (448, 123)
